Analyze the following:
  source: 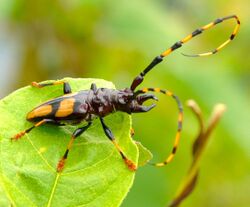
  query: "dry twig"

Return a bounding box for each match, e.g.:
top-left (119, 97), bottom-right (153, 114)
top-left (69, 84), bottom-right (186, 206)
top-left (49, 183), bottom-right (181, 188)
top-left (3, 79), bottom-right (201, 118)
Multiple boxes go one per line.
top-left (168, 100), bottom-right (226, 207)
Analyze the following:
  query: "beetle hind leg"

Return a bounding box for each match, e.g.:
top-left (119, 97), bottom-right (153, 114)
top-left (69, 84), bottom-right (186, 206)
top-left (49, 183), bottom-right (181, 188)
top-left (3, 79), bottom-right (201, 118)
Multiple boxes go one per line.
top-left (100, 117), bottom-right (137, 171)
top-left (11, 119), bottom-right (57, 141)
top-left (31, 80), bottom-right (72, 94)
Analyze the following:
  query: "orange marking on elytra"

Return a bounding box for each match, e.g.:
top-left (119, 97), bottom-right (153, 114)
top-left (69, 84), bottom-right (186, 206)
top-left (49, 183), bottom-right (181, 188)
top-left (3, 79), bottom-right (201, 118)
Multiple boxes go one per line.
top-left (27, 105), bottom-right (52, 120)
top-left (55, 98), bottom-right (75, 117)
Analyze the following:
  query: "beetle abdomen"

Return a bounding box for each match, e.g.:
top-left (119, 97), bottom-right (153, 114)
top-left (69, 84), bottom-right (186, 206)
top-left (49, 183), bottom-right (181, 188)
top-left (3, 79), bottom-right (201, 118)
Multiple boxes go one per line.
top-left (26, 91), bottom-right (90, 123)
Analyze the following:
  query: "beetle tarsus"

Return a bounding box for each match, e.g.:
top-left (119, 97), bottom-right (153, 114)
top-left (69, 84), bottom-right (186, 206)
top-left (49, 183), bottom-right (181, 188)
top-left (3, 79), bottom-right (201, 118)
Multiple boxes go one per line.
top-left (11, 131), bottom-right (26, 141)
top-left (124, 158), bottom-right (137, 171)
top-left (31, 82), bottom-right (42, 88)
top-left (57, 158), bottom-right (66, 172)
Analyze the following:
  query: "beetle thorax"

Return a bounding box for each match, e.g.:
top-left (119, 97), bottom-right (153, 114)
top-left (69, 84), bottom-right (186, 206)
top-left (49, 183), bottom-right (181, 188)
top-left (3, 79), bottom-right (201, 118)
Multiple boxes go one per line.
top-left (90, 88), bottom-right (133, 116)
top-left (90, 88), bottom-right (157, 116)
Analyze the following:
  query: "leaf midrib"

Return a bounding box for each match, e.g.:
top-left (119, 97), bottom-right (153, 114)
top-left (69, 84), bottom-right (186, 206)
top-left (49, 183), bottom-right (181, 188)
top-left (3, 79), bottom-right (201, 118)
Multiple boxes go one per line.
top-left (46, 173), bottom-right (60, 207)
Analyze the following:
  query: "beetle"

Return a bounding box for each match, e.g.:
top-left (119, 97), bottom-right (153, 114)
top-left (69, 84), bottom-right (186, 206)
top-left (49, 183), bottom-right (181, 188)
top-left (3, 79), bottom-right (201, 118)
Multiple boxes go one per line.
top-left (12, 15), bottom-right (240, 172)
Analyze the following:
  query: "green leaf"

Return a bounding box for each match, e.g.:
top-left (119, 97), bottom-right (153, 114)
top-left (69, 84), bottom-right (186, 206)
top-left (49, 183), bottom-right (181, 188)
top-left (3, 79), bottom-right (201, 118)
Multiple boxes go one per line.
top-left (0, 78), bottom-right (141, 207)
top-left (0, 183), bottom-right (11, 206)
top-left (135, 142), bottom-right (153, 167)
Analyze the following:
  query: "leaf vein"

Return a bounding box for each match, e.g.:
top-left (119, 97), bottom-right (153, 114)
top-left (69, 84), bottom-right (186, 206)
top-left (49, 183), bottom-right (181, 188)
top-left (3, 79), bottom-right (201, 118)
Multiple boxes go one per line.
top-left (2, 174), bottom-right (38, 207)
top-left (46, 173), bottom-right (60, 207)
top-left (62, 150), bottom-right (115, 176)
top-left (26, 135), bottom-right (55, 172)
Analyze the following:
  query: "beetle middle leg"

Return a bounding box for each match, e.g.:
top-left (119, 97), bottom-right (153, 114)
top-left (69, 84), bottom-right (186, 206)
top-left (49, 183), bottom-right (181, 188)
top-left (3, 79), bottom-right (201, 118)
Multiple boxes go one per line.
top-left (11, 119), bottom-right (59, 141)
top-left (31, 80), bottom-right (72, 94)
top-left (100, 117), bottom-right (137, 171)
top-left (57, 122), bottom-right (92, 172)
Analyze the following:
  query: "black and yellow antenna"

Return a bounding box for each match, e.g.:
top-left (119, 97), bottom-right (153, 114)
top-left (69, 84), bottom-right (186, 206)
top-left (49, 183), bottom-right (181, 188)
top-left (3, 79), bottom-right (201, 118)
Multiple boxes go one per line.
top-left (130, 15), bottom-right (240, 91)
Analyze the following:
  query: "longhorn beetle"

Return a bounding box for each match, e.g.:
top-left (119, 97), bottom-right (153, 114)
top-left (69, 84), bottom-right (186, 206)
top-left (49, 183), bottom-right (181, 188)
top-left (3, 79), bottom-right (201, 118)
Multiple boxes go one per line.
top-left (12, 15), bottom-right (240, 172)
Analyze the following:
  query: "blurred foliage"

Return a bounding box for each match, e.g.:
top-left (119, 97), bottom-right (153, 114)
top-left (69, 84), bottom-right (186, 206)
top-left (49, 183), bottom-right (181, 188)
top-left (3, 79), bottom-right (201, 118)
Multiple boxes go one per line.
top-left (0, 0), bottom-right (249, 207)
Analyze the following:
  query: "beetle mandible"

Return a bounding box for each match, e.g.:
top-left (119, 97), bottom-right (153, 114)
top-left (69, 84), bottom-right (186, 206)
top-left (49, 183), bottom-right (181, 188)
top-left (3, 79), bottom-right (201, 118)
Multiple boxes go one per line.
top-left (12, 15), bottom-right (240, 172)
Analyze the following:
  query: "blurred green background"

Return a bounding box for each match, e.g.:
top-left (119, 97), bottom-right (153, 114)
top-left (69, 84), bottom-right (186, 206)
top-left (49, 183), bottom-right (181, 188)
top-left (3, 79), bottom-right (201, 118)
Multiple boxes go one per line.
top-left (0, 0), bottom-right (249, 207)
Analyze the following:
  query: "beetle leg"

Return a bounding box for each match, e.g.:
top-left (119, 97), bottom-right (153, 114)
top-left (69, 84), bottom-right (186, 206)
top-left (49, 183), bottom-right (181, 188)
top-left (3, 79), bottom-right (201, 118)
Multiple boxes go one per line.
top-left (31, 80), bottom-right (72, 94)
top-left (90, 83), bottom-right (97, 93)
top-left (100, 117), bottom-right (137, 171)
top-left (11, 119), bottom-right (58, 141)
top-left (57, 122), bottom-right (92, 172)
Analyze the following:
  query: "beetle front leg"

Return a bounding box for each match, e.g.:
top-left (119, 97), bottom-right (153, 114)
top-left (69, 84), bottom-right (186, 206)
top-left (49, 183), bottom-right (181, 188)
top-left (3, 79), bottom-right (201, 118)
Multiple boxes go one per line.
top-left (31, 80), bottom-right (72, 94)
top-left (100, 117), bottom-right (137, 171)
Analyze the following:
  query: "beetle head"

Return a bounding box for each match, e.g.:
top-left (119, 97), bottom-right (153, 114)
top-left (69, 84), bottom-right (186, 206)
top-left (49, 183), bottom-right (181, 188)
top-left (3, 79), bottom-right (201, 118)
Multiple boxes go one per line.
top-left (116, 88), bottom-right (158, 114)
